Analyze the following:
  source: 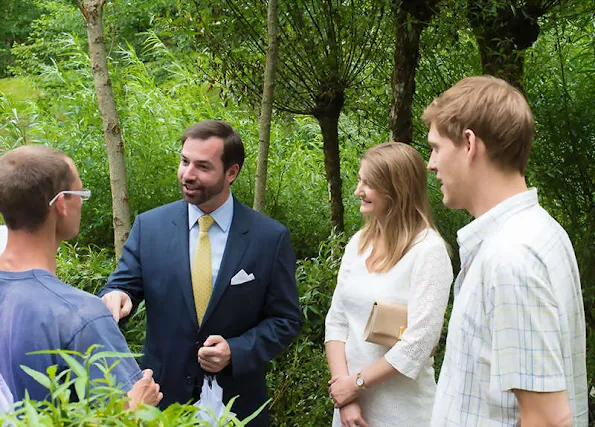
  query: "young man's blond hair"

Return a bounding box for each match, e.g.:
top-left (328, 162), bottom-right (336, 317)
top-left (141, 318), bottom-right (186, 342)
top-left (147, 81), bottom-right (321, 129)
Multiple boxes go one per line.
top-left (422, 75), bottom-right (534, 175)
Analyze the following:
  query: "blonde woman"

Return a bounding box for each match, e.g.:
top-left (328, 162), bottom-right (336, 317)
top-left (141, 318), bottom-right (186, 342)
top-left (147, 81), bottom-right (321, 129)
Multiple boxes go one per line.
top-left (325, 142), bottom-right (453, 426)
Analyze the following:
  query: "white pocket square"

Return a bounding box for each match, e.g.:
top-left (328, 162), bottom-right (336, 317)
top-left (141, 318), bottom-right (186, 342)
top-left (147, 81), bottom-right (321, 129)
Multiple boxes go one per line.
top-left (230, 269), bottom-right (255, 286)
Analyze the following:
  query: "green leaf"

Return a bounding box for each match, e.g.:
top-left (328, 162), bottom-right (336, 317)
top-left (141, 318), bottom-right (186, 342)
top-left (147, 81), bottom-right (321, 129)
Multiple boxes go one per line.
top-left (58, 352), bottom-right (86, 378)
top-left (20, 365), bottom-right (52, 390)
top-left (45, 364), bottom-right (58, 379)
top-left (133, 404), bottom-right (163, 421)
top-left (239, 398), bottom-right (270, 425)
top-left (22, 398), bottom-right (41, 425)
top-left (74, 376), bottom-right (88, 402)
top-left (89, 350), bottom-right (141, 365)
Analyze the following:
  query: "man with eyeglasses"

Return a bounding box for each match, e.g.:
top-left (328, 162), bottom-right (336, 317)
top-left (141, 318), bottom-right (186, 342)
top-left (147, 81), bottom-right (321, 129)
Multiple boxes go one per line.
top-left (0, 145), bottom-right (162, 408)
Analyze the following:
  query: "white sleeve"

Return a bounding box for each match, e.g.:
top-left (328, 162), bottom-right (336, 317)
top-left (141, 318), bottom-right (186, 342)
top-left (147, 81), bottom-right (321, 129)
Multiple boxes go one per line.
top-left (385, 240), bottom-right (453, 379)
top-left (324, 238), bottom-right (355, 343)
top-left (488, 245), bottom-right (566, 392)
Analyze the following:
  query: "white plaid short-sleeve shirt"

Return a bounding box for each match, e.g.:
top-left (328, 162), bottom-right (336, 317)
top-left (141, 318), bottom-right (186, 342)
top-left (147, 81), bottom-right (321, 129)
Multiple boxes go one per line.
top-left (431, 189), bottom-right (588, 426)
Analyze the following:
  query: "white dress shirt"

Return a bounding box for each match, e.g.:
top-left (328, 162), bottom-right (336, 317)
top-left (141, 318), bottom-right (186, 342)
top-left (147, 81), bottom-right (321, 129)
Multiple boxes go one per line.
top-left (187, 193), bottom-right (234, 288)
top-left (432, 188), bottom-right (588, 426)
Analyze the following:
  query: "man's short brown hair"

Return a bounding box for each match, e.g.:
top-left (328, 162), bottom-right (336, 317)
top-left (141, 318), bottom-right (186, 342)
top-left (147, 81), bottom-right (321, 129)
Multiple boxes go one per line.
top-left (182, 120), bottom-right (245, 174)
top-left (0, 145), bottom-right (74, 231)
top-left (422, 75), bottom-right (534, 174)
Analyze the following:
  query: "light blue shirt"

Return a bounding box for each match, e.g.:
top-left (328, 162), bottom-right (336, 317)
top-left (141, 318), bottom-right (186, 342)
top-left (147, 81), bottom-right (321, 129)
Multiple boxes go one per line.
top-left (0, 270), bottom-right (142, 402)
top-left (188, 193), bottom-right (234, 288)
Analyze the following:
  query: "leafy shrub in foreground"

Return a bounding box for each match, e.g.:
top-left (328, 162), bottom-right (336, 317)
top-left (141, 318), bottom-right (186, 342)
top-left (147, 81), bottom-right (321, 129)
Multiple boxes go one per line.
top-left (0, 346), bottom-right (263, 426)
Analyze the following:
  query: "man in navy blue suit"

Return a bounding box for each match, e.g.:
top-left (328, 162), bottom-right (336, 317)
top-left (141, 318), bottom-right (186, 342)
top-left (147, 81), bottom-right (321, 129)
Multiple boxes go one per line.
top-left (99, 120), bottom-right (301, 425)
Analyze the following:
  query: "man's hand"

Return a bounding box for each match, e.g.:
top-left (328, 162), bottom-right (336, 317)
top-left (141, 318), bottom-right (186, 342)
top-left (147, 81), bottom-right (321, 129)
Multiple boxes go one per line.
top-left (339, 400), bottom-right (369, 427)
top-left (101, 290), bottom-right (132, 323)
top-left (197, 335), bottom-right (231, 373)
top-left (127, 369), bottom-right (162, 409)
top-left (329, 374), bottom-right (360, 408)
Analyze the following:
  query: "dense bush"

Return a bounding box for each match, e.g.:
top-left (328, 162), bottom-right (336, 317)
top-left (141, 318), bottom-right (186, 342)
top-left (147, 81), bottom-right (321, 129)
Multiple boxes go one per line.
top-left (0, 346), bottom-right (263, 426)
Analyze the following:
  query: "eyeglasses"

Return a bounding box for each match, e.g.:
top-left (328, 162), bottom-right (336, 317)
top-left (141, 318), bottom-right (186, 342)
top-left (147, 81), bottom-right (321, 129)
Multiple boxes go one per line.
top-left (48, 189), bottom-right (92, 207)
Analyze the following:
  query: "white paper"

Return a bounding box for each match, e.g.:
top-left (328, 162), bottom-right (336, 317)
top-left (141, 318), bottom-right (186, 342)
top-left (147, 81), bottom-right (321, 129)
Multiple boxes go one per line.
top-left (194, 376), bottom-right (235, 424)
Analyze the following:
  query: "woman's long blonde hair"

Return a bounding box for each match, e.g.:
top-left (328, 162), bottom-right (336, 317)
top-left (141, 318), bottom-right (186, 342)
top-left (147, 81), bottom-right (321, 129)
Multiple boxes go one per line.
top-left (358, 142), bottom-right (436, 273)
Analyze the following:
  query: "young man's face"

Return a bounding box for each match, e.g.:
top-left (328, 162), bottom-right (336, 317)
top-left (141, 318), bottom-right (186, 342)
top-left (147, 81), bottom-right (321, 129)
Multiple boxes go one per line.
top-left (177, 136), bottom-right (239, 213)
top-left (427, 123), bottom-right (470, 210)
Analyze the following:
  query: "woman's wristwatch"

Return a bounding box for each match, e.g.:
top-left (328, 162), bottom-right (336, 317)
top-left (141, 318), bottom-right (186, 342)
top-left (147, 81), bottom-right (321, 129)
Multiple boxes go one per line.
top-left (355, 371), bottom-right (368, 390)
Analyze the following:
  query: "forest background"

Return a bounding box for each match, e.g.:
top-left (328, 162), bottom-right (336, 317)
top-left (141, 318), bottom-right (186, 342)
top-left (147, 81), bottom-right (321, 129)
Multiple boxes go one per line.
top-left (0, 0), bottom-right (593, 425)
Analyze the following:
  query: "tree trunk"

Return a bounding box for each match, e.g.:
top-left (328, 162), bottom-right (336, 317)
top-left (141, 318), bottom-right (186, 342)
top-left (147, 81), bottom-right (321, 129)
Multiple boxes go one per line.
top-left (78, 0), bottom-right (131, 258)
top-left (253, 0), bottom-right (279, 212)
top-left (468, 1), bottom-right (550, 90)
top-left (314, 91), bottom-right (345, 232)
top-left (389, 0), bottom-right (440, 143)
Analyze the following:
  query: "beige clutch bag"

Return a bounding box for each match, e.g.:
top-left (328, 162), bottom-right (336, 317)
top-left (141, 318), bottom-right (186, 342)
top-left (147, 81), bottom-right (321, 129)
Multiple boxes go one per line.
top-left (363, 302), bottom-right (407, 347)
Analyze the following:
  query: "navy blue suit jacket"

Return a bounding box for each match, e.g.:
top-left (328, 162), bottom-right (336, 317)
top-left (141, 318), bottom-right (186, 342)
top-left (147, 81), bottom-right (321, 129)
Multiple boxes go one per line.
top-left (99, 198), bottom-right (301, 425)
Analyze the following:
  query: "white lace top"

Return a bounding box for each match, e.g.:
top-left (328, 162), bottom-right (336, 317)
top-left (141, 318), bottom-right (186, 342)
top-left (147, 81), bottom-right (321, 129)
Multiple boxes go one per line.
top-left (325, 228), bottom-right (453, 426)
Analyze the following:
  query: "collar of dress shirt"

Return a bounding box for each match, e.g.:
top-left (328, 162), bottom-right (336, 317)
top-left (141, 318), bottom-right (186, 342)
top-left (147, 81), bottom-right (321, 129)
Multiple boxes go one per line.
top-left (187, 192), bottom-right (234, 232)
top-left (456, 188), bottom-right (538, 258)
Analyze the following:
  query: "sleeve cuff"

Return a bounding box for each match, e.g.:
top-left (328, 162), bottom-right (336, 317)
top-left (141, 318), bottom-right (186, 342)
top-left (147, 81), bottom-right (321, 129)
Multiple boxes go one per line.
top-left (498, 373), bottom-right (567, 393)
top-left (324, 329), bottom-right (348, 343)
top-left (384, 347), bottom-right (423, 380)
top-left (120, 369), bottom-right (144, 393)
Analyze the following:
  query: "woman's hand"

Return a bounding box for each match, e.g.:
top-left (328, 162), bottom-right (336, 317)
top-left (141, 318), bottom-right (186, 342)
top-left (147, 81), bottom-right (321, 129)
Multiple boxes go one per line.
top-left (329, 374), bottom-right (359, 408)
top-left (339, 400), bottom-right (369, 427)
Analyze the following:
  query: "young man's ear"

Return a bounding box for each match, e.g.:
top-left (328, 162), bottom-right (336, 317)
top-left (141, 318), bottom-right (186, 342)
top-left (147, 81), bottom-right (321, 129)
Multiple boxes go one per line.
top-left (463, 128), bottom-right (481, 163)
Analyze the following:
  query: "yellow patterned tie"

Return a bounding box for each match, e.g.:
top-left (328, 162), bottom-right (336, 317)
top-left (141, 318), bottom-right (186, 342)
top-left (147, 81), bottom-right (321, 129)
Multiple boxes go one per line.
top-left (192, 214), bottom-right (215, 325)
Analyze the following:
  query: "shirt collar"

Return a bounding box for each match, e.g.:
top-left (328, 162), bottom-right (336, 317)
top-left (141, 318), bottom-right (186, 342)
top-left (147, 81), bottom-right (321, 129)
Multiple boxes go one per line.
top-left (457, 188), bottom-right (538, 258)
top-left (187, 192), bottom-right (234, 232)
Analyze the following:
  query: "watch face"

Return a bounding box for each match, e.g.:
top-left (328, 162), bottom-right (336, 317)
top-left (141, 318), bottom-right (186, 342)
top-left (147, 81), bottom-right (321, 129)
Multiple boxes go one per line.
top-left (356, 377), bottom-right (364, 387)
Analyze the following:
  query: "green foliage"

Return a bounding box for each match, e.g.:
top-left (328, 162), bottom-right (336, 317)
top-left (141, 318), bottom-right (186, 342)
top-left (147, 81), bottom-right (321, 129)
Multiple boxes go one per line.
top-left (0, 0), bottom-right (44, 77)
top-left (524, 9), bottom-right (595, 417)
top-left (267, 232), bottom-right (346, 426)
top-left (56, 242), bottom-right (116, 294)
top-left (2, 27), bottom-right (376, 256)
top-left (9, 0), bottom-right (84, 76)
top-left (0, 77), bottom-right (41, 106)
top-left (0, 346), bottom-right (262, 426)
top-left (55, 242), bottom-right (147, 354)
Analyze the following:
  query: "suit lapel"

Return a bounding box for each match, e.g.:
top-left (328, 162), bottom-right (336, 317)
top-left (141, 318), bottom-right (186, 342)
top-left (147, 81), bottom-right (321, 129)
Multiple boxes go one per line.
top-left (201, 198), bottom-right (250, 326)
top-left (170, 201), bottom-right (200, 332)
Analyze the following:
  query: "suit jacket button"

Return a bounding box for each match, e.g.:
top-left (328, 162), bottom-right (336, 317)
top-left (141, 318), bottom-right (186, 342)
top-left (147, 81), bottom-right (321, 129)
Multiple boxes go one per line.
top-left (186, 376), bottom-right (193, 385)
